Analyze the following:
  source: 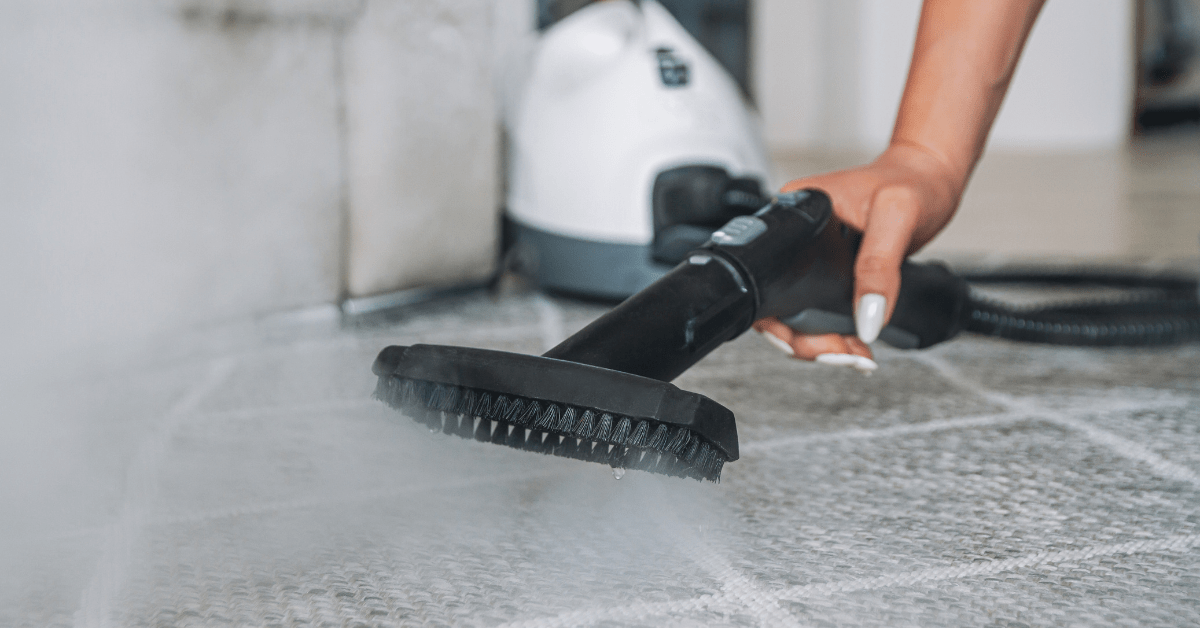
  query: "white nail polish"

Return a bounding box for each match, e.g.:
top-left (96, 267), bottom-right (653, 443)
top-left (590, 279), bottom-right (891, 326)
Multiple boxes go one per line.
top-left (816, 353), bottom-right (878, 374)
top-left (815, 353), bottom-right (858, 367)
top-left (759, 330), bottom-right (795, 356)
top-left (856, 293), bottom-right (887, 344)
top-left (851, 355), bottom-right (878, 373)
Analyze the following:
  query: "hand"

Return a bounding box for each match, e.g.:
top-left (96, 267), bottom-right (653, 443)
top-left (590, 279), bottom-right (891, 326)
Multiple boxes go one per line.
top-left (751, 0), bottom-right (1045, 371)
top-left (752, 142), bottom-right (964, 370)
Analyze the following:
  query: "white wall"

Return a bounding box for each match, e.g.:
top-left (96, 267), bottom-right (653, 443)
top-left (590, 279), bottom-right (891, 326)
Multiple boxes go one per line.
top-left (0, 3), bottom-right (350, 369)
top-left (344, 0), bottom-right (501, 297)
top-left (755, 0), bottom-right (1135, 152)
top-left (753, 1), bottom-right (861, 151)
top-left (0, 0), bottom-right (505, 371)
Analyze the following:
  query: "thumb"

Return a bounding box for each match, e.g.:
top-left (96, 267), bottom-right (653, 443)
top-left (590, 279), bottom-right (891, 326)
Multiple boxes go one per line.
top-left (853, 187), bottom-right (919, 343)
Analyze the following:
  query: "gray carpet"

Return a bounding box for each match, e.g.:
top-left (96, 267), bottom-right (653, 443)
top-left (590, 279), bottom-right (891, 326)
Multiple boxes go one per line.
top-left (5, 289), bottom-right (1200, 627)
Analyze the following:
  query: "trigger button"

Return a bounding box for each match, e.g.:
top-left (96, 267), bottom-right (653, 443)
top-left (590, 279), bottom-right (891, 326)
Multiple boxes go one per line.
top-left (711, 216), bottom-right (767, 246)
top-left (775, 190), bottom-right (810, 207)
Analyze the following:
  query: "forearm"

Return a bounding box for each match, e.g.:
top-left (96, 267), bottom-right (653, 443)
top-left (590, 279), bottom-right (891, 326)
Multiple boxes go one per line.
top-left (891, 0), bottom-right (1047, 191)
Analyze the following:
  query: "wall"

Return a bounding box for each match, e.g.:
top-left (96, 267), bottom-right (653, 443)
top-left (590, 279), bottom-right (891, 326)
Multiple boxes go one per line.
top-left (751, 1), bottom-right (860, 152)
top-left (344, 0), bottom-right (501, 298)
top-left (754, 0), bottom-right (1135, 152)
top-left (0, 0), bottom-right (503, 370)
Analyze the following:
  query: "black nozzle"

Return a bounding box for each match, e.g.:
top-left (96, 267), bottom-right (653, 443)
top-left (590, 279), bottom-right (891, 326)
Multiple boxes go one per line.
top-left (546, 189), bottom-right (836, 381)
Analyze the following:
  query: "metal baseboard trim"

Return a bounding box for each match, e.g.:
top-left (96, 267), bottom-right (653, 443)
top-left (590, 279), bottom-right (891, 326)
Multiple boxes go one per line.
top-left (340, 279), bottom-right (493, 319)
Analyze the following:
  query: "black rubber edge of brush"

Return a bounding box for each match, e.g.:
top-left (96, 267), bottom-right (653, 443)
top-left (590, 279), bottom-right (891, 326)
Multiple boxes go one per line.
top-left (372, 344), bottom-right (738, 482)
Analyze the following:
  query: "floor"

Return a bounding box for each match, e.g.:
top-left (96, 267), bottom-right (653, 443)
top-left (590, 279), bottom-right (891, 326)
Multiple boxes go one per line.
top-left (5, 278), bottom-right (1199, 627)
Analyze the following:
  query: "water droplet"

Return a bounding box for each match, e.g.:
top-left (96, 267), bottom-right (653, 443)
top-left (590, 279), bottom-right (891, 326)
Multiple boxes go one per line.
top-left (612, 467), bottom-right (625, 480)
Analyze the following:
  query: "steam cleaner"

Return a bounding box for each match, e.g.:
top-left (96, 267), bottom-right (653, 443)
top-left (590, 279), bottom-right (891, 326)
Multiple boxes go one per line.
top-left (504, 0), bottom-right (770, 300)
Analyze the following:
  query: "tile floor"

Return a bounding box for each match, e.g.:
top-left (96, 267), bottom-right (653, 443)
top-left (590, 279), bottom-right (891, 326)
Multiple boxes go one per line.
top-left (5, 282), bottom-right (1199, 627)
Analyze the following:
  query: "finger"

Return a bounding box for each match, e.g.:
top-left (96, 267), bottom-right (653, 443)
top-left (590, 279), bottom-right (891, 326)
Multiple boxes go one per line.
top-left (755, 318), bottom-right (879, 373)
top-left (792, 334), bottom-right (857, 362)
top-left (813, 350), bottom-right (878, 374)
top-left (843, 335), bottom-right (874, 360)
top-left (801, 338), bottom-right (878, 374)
top-left (854, 186), bottom-right (920, 343)
top-left (755, 318), bottom-right (850, 360)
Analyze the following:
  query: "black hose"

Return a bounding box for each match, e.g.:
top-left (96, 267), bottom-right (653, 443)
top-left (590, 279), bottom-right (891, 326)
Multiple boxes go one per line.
top-left (958, 269), bottom-right (1200, 346)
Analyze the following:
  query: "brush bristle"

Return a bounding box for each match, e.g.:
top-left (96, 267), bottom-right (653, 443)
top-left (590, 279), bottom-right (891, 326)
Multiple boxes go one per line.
top-left (374, 375), bottom-right (726, 482)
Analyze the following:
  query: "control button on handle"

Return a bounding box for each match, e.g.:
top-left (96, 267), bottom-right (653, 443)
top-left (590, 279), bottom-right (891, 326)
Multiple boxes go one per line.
top-left (711, 215), bottom-right (768, 246)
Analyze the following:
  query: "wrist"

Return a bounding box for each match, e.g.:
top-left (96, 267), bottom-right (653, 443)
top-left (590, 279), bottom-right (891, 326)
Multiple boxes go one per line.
top-left (880, 140), bottom-right (969, 201)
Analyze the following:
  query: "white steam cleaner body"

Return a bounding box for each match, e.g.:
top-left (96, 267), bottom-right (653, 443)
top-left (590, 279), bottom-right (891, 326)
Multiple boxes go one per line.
top-left (506, 0), bottom-right (772, 299)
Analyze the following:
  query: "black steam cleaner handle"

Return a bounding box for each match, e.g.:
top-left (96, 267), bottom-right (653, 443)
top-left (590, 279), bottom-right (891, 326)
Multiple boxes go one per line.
top-left (544, 189), bottom-right (969, 382)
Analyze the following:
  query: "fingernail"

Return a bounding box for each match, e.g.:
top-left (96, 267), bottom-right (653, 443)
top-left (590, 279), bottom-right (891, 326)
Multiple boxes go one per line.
top-left (856, 293), bottom-right (886, 344)
top-left (851, 355), bottom-right (878, 373)
top-left (758, 330), bottom-right (795, 356)
top-left (815, 353), bottom-right (857, 367)
top-left (815, 353), bottom-right (878, 373)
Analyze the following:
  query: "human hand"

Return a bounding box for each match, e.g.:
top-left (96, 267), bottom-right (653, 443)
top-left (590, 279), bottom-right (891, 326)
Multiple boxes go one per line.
top-left (752, 142), bottom-right (964, 371)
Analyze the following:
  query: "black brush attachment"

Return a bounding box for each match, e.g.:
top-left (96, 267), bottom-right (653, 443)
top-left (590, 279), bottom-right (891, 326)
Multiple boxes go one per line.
top-left (372, 345), bottom-right (736, 481)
